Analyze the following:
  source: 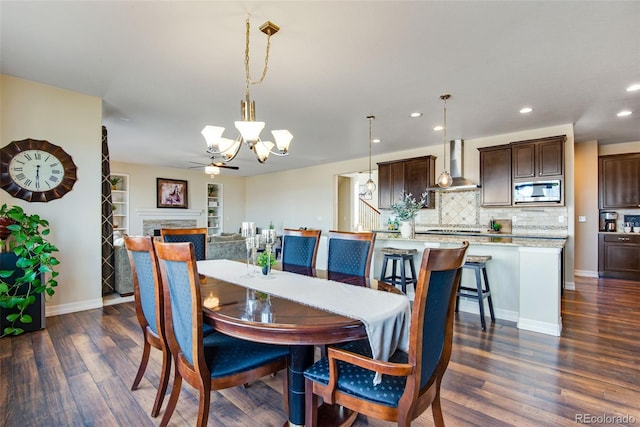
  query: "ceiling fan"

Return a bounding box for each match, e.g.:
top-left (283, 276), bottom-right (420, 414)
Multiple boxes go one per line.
top-left (188, 159), bottom-right (239, 177)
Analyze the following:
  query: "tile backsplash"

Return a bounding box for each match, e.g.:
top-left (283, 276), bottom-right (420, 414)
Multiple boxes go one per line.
top-left (381, 188), bottom-right (569, 236)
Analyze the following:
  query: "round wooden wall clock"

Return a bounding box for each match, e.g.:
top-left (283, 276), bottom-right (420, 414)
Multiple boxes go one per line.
top-left (0, 138), bottom-right (78, 202)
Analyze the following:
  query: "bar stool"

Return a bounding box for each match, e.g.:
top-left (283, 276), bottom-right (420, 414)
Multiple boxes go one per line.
top-left (456, 255), bottom-right (495, 330)
top-left (379, 247), bottom-right (418, 293)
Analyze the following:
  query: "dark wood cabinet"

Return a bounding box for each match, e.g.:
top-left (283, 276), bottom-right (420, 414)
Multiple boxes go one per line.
top-left (377, 156), bottom-right (435, 209)
top-left (478, 144), bottom-right (512, 206)
top-left (598, 153), bottom-right (640, 209)
top-left (598, 233), bottom-right (640, 280)
top-left (512, 135), bottom-right (565, 180)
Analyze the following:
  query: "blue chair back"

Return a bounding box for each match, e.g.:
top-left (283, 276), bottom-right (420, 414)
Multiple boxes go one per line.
top-left (419, 269), bottom-right (458, 388)
top-left (154, 241), bottom-right (203, 368)
top-left (162, 256), bottom-right (197, 364)
top-left (327, 231), bottom-right (375, 278)
top-left (281, 229), bottom-right (321, 268)
top-left (161, 228), bottom-right (207, 261)
top-left (131, 250), bottom-right (159, 335)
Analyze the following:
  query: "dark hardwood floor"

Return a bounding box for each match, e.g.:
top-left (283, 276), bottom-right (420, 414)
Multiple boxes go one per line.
top-left (1, 276), bottom-right (639, 426)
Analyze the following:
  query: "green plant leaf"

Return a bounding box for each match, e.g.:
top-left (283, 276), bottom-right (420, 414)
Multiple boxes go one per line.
top-left (20, 314), bottom-right (33, 323)
top-left (6, 313), bottom-right (19, 322)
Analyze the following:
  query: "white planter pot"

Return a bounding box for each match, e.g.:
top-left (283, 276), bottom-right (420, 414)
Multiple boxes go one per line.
top-left (399, 221), bottom-right (413, 238)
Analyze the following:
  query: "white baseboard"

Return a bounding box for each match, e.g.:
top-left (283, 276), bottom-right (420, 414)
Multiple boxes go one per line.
top-left (45, 298), bottom-right (103, 317)
top-left (564, 281), bottom-right (576, 291)
top-left (574, 270), bottom-right (598, 278)
top-left (517, 317), bottom-right (562, 336)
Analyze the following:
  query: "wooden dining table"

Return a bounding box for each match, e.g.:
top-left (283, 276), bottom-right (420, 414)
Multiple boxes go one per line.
top-left (198, 261), bottom-right (406, 427)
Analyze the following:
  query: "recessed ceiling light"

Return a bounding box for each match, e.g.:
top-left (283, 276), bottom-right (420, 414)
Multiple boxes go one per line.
top-left (519, 107), bottom-right (534, 114)
top-left (433, 125), bottom-right (443, 131)
top-left (626, 83), bottom-right (640, 92)
top-left (372, 138), bottom-right (381, 144)
top-left (617, 110), bottom-right (632, 117)
top-left (410, 112), bottom-right (423, 118)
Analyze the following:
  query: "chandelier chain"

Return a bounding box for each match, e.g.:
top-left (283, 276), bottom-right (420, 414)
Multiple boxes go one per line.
top-left (244, 17), bottom-right (272, 98)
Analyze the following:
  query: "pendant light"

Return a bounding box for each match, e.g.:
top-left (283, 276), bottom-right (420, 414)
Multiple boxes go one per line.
top-left (436, 94), bottom-right (452, 188)
top-left (365, 115), bottom-right (376, 194)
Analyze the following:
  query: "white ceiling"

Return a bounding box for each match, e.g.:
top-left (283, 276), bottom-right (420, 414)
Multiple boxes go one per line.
top-left (1, 1), bottom-right (639, 177)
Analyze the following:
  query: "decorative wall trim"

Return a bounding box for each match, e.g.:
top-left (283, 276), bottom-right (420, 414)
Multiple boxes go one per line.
top-left (517, 317), bottom-right (562, 337)
top-left (574, 270), bottom-right (598, 278)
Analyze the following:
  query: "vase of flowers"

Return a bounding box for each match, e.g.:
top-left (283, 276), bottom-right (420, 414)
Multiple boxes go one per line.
top-left (391, 190), bottom-right (427, 238)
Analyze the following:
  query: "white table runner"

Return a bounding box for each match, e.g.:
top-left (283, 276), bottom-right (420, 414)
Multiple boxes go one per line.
top-left (197, 259), bottom-right (411, 384)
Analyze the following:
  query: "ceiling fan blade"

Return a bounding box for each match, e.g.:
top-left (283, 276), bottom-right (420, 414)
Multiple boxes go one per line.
top-left (213, 162), bottom-right (239, 170)
top-left (188, 161), bottom-right (208, 167)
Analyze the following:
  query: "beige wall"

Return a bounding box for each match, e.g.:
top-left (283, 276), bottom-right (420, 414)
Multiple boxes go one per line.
top-left (1, 75), bottom-right (103, 315)
top-left (110, 161), bottom-right (246, 235)
top-left (574, 141), bottom-right (599, 275)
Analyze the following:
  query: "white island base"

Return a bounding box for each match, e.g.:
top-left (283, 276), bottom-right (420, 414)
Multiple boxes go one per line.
top-left (372, 234), bottom-right (564, 336)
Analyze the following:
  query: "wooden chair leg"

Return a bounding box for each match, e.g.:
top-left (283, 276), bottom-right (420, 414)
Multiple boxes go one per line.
top-left (282, 370), bottom-right (289, 417)
top-left (431, 387), bottom-right (445, 427)
top-left (131, 337), bottom-right (151, 390)
top-left (305, 378), bottom-right (318, 427)
top-left (196, 384), bottom-right (211, 427)
top-left (151, 348), bottom-right (171, 417)
top-left (159, 368), bottom-right (182, 427)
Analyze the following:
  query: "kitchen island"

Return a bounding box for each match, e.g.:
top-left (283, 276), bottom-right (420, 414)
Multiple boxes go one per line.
top-left (373, 231), bottom-right (567, 336)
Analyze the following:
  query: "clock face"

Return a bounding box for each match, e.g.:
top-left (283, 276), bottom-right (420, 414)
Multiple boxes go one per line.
top-left (9, 149), bottom-right (64, 192)
top-left (1, 138), bottom-right (78, 202)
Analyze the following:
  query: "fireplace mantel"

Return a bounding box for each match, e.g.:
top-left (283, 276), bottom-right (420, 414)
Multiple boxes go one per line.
top-left (136, 208), bottom-right (202, 219)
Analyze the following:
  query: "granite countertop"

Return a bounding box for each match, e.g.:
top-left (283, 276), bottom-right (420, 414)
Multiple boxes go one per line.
top-left (373, 230), bottom-right (567, 248)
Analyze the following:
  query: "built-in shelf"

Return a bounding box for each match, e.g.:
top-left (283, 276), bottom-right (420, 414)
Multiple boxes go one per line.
top-left (207, 183), bottom-right (223, 236)
top-left (110, 173), bottom-right (129, 237)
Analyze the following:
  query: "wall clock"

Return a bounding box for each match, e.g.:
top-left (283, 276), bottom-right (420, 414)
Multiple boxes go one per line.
top-left (0, 138), bottom-right (78, 202)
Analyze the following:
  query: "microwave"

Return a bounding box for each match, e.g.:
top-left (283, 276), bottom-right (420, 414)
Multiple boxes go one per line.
top-left (513, 180), bottom-right (561, 203)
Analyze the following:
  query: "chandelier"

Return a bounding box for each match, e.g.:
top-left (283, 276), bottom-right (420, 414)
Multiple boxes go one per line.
top-left (436, 94), bottom-right (452, 188)
top-left (201, 17), bottom-right (292, 164)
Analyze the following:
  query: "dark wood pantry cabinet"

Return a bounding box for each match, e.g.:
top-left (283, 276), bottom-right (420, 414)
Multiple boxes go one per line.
top-left (598, 153), bottom-right (640, 209)
top-left (478, 144), bottom-right (512, 206)
top-left (377, 156), bottom-right (435, 209)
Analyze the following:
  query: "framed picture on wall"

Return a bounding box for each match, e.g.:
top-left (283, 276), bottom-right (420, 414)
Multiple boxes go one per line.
top-left (157, 178), bottom-right (188, 208)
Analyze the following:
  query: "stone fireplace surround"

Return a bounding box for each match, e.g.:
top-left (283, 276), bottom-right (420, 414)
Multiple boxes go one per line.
top-left (136, 208), bottom-right (201, 237)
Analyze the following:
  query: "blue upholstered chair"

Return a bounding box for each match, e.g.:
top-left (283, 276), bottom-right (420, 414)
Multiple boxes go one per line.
top-left (326, 231), bottom-right (376, 281)
top-left (304, 242), bottom-right (470, 427)
top-left (124, 235), bottom-right (170, 417)
top-left (154, 241), bottom-right (289, 427)
top-left (281, 228), bottom-right (321, 269)
top-left (160, 227), bottom-right (208, 261)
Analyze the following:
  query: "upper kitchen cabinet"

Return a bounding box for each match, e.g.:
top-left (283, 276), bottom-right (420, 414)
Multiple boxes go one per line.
top-left (512, 135), bottom-right (565, 180)
top-left (599, 153), bottom-right (640, 209)
top-left (479, 144), bottom-right (512, 206)
top-left (377, 156), bottom-right (435, 209)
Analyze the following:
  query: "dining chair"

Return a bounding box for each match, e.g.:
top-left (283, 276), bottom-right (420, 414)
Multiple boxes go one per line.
top-left (281, 228), bottom-right (322, 269)
top-left (124, 235), bottom-right (170, 417)
top-left (304, 242), bottom-right (470, 427)
top-left (326, 230), bottom-right (376, 280)
top-left (154, 241), bottom-right (289, 427)
top-left (160, 227), bottom-right (208, 261)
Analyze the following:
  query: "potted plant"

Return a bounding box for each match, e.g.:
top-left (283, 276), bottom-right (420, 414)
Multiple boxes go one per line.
top-left (391, 190), bottom-right (427, 238)
top-left (256, 251), bottom-right (277, 275)
top-left (109, 175), bottom-right (122, 190)
top-left (0, 204), bottom-right (60, 337)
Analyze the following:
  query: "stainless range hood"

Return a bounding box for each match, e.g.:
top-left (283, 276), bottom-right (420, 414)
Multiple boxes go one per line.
top-left (448, 139), bottom-right (478, 189)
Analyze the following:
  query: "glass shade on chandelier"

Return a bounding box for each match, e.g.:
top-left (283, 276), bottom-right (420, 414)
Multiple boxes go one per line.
top-left (365, 178), bottom-right (376, 193)
top-left (437, 170), bottom-right (452, 188)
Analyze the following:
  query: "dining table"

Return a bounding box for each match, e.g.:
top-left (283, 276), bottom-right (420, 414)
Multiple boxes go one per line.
top-left (197, 259), bottom-right (411, 427)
